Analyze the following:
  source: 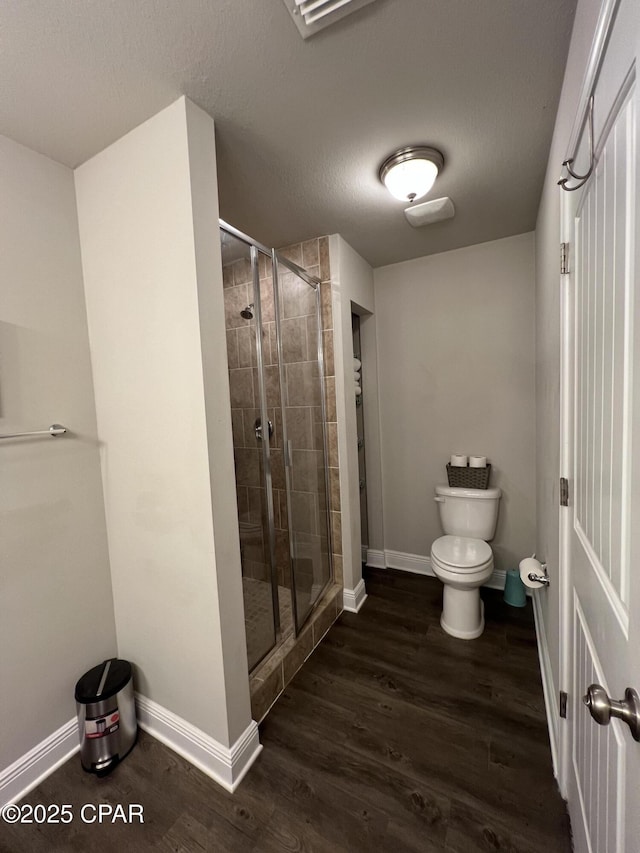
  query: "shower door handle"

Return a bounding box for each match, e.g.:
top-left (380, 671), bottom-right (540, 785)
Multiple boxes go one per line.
top-left (254, 418), bottom-right (273, 441)
top-left (284, 439), bottom-right (293, 468)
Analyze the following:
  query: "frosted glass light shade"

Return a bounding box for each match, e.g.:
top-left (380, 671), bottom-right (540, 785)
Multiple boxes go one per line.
top-left (383, 158), bottom-right (438, 201)
top-left (379, 146), bottom-right (444, 203)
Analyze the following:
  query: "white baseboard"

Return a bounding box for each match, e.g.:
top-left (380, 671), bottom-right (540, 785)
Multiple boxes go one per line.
top-left (380, 549), bottom-right (507, 591)
top-left (385, 549), bottom-right (432, 575)
top-left (365, 548), bottom-right (385, 568)
top-left (532, 593), bottom-right (559, 778)
top-left (343, 579), bottom-right (368, 613)
top-left (135, 694), bottom-right (262, 793)
top-left (0, 717), bottom-right (79, 808)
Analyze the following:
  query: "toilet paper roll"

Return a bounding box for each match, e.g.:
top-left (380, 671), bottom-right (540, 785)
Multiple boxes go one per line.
top-left (353, 358), bottom-right (361, 370)
top-left (355, 384), bottom-right (362, 396)
top-left (450, 454), bottom-right (468, 467)
top-left (469, 456), bottom-right (487, 468)
top-left (519, 557), bottom-right (545, 589)
top-left (353, 370), bottom-right (361, 382)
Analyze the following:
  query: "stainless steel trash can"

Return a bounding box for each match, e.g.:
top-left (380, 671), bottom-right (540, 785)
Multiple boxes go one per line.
top-left (75, 658), bottom-right (137, 775)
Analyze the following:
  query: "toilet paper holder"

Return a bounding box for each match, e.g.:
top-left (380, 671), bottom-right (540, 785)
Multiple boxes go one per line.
top-left (528, 556), bottom-right (550, 587)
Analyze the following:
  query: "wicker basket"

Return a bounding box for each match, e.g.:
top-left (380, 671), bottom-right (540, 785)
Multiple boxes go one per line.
top-left (446, 462), bottom-right (491, 490)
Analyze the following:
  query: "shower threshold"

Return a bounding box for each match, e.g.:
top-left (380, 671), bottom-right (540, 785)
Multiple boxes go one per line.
top-left (243, 576), bottom-right (293, 668)
top-left (249, 583), bottom-right (343, 723)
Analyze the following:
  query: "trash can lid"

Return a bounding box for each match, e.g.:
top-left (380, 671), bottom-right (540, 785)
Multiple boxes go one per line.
top-left (75, 659), bottom-right (132, 704)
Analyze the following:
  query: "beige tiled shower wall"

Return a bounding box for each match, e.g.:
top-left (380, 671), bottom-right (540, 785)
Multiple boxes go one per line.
top-left (222, 235), bottom-right (342, 598)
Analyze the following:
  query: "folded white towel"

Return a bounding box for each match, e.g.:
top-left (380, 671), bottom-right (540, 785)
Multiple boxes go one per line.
top-left (353, 358), bottom-right (361, 370)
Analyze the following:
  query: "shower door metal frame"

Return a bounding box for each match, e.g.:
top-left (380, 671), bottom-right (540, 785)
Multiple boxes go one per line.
top-left (250, 244), bottom-right (281, 635)
top-left (219, 221), bottom-right (281, 653)
top-left (272, 250), bottom-right (334, 635)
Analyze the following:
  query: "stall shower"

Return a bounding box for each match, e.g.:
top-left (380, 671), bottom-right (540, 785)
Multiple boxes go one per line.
top-left (220, 223), bottom-right (334, 672)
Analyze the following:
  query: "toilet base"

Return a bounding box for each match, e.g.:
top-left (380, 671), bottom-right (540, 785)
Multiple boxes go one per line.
top-left (440, 587), bottom-right (485, 640)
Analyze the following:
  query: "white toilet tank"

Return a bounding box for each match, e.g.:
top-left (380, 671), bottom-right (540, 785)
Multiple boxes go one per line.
top-left (435, 485), bottom-right (501, 540)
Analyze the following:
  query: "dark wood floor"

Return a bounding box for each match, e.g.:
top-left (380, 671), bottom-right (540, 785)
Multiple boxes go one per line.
top-left (1, 567), bottom-right (572, 852)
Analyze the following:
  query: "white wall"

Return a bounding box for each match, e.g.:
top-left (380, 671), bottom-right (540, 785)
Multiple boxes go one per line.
top-left (534, 0), bottom-right (603, 713)
top-left (0, 134), bottom-right (117, 769)
top-left (75, 97), bottom-right (251, 747)
top-left (359, 307), bottom-right (384, 554)
top-left (374, 233), bottom-right (536, 572)
top-left (329, 235), bottom-right (382, 598)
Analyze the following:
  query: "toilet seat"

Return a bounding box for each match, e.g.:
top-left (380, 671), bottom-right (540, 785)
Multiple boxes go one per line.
top-left (431, 535), bottom-right (492, 571)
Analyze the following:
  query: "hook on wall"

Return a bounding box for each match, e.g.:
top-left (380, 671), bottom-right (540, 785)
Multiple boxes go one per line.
top-left (558, 96), bottom-right (595, 192)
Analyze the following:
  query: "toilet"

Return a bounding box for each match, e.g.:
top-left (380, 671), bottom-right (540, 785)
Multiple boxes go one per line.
top-left (431, 484), bottom-right (501, 639)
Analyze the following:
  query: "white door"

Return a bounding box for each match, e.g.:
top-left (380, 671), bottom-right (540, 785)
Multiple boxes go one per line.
top-left (560, 2), bottom-right (640, 851)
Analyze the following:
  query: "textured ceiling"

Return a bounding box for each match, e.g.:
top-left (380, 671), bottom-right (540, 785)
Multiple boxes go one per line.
top-left (0, 0), bottom-right (577, 267)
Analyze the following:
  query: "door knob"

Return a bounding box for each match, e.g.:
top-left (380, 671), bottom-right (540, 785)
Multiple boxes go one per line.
top-left (583, 684), bottom-right (640, 741)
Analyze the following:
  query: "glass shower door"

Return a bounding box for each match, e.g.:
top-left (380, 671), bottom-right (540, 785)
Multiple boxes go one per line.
top-left (220, 229), bottom-right (277, 670)
top-left (274, 253), bottom-right (333, 631)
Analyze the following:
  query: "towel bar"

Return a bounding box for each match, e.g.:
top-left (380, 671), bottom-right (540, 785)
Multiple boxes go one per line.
top-left (0, 424), bottom-right (67, 440)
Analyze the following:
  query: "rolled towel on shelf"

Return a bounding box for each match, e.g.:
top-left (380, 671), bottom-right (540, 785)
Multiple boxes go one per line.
top-left (353, 358), bottom-right (361, 370)
top-left (355, 384), bottom-right (362, 396)
top-left (353, 370), bottom-right (361, 382)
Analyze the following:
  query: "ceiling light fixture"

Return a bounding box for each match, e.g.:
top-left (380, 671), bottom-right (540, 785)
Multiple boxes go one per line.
top-left (379, 146), bottom-right (444, 203)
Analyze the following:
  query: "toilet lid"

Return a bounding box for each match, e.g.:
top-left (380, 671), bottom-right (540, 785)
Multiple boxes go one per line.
top-left (431, 535), bottom-right (492, 569)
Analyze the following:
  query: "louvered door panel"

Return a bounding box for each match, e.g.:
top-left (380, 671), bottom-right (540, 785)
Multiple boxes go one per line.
top-left (574, 90), bottom-right (635, 618)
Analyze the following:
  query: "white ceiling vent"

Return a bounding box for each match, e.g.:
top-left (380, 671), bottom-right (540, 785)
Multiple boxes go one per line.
top-left (404, 197), bottom-right (456, 229)
top-left (284, 0), bottom-right (378, 39)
